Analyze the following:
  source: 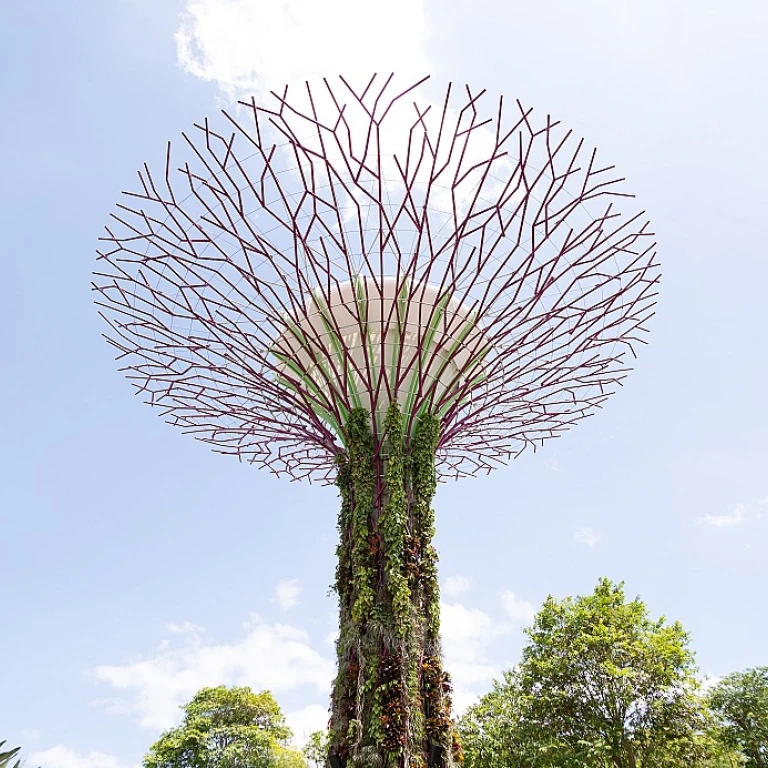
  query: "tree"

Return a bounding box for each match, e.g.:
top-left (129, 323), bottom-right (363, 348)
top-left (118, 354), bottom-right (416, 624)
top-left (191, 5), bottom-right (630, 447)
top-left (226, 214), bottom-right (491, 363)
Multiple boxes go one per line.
top-left (143, 686), bottom-right (305, 768)
top-left (458, 671), bottom-right (532, 768)
top-left (459, 578), bottom-right (732, 768)
top-left (303, 731), bottom-right (328, 768)
top-left (708, 667), bottom-right (768, 767)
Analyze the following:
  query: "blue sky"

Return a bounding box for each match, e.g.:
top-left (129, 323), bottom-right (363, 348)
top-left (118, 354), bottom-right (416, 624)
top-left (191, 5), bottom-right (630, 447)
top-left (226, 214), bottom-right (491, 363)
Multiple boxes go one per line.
top-left (1, 0), bottom-right (766, 766)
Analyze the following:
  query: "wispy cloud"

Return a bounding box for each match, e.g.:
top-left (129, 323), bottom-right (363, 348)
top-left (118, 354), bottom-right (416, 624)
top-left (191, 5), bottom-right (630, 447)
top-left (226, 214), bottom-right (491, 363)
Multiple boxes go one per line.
top-left (284, 704), bottom-right (329, 747)
top-left (500, 590), bottom-right (536, 626)
top-left (697, 503), bottom-right (748, 528)
top-left (545, 455), bottom-right (561, 472)
top-left (92, 614), bottom-right (333, 731)
top-left (440, 601), bottom-right (511, 711)
top-left (442, 575), bottom-right (472, 598)
top-left (273, 579), bottom-right (302, 611)
top-left (325, 610), bottom-right (339, 648)
top-left (175, 0), bottom-right (429, 100)
top-left (172, 0), bottom-right (518, 269)
top-left (700, 673), bottom-right (723, 693)
top-left (440, 590), bottom-right (535, 712)
top-left (574, 527), bottom-right (602, 548)
top-left (696, 501), bottom-right (763, 528)
top-left (92, 592), bottom-right (534, 734)
top-left (166, 621), bottom-right (205, 635)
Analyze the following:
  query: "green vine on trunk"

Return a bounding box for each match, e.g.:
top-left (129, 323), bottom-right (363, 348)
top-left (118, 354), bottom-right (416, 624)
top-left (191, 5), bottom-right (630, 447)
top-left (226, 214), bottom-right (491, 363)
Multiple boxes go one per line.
top-left (334, 454), bottom-right (353, 611)
top-left (412, 415), bottom-right (440, 637)
top-left (379, 651), bottom-right (407, 754)
top-left (381, 402), bottom-right (411, 637)
top-left (331, 407), bottom-right (456, 767)
top-left (345, 408), bottom-right (377, 624)
top-left (422, 655), bottom-right (453, 748)
top-left (331, 451), bottom-right (357, 760)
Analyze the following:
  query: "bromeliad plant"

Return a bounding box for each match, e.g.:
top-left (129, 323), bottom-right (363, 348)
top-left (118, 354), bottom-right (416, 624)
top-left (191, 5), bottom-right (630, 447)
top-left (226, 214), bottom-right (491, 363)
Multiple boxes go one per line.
top-left (0, 744), bottom-right (21, 768)
top-left (330, 403), bottom-right (460, 768)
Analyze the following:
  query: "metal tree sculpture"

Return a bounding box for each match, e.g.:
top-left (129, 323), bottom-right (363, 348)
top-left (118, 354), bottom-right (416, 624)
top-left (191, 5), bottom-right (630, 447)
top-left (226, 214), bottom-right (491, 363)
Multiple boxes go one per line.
top-left (94, 74), bottom-right (659, 768)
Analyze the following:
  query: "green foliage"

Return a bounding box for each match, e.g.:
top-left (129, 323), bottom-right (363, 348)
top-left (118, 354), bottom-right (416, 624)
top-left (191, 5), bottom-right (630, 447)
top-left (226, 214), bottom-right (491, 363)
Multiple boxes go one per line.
top-left (380, 403), bottom-right (411, 636)
top-left (303, 731), bottom-right (328, 768)
top-left (333, 410), bottom-right (379, 757)
top-left (334, 453), bottom-right (353, 612)
top-left (459, 578), bottom-right (725, 768)
top-left (379, 652), bottom-right (407, 753)
top-left (410, 415), bottom-right (439, 528)
top-left (458, 672), bottom-right (531, 768)
top-left (410, 415), bottom-right (440, 637)
top-left (696, 735), bottom-right (748, 768)
top-left (422, 655), bottom-right (453, 748)
top-left (0, 743), bottom-right (22, 768)
top-left (365, 643), bottom-right (385, 749)
top-left (331, 406), bottom-right (453, 765)
top-left (708, 667), bottom-right (768, 767)
top-left (143, 686), bottom-right (304, 768)
top-left (520, 577), bottom-right (704, 767)
top-left (344, 409), bottom-right (376, 624)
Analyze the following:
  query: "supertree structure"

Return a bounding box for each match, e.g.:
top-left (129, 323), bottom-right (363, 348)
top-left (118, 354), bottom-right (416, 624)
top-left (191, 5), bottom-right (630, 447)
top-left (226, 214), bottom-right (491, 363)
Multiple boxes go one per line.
top-left (94, 75), bottom-right (659, 768)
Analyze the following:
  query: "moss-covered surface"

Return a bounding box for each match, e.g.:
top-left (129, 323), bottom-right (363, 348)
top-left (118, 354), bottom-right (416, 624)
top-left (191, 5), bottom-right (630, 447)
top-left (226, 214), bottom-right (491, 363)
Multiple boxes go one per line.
top-left (329, 404), bottom-right (462, 768)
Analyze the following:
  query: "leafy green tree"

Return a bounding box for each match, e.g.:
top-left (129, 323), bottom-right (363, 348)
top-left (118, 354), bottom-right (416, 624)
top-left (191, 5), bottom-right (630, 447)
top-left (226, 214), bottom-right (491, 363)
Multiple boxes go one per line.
top-left (302, 731), bottom-right (328, 768)
top-left (460, 578), bottom-right (731, 768)
top-left (143, 686), bottom-right (306, 768)
top-left (708, 667), bottom-right (768, 767)
top-left (458, 671), bottom-right (532, 768)
top-left (697, 736), bottom-right (747, 768)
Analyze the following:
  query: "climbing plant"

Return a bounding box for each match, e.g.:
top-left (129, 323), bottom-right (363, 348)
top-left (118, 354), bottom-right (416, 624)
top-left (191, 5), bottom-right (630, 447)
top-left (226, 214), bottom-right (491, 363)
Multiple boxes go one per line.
top-left (381, 403), bottom-right (410, 636)
top-left (329, 403), bottom-right (460, 768)
top-left (346, 408), bottom-right (377, 625)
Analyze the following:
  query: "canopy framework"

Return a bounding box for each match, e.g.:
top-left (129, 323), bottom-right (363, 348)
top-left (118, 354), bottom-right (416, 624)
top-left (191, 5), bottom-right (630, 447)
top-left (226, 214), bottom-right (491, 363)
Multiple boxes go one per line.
top-left (94, 74), bottom-right (659, 484)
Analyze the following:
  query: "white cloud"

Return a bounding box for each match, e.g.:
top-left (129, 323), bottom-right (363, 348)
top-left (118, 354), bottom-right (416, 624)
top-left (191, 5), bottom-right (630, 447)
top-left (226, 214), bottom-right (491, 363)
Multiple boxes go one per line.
top-left (21, 728), bottom-right (41, 741)
top-left (285, 704), bottom-right (329, 747)
top-left (273, 579), bottom-right (302, 611)
top-left (700, 673), bottom-right (723, 693)
top-left (697, 503), bottom-right (750, 528)
top-left (173, 1), bottom-right (469, 212)
top-left (175, 0), bottom-right (429, 100)
top-left (324, 610), bottom-right (339, 647)
top-left (696, 494), bottom-right (768, 528)
top-left (442, 576), bottom-right (472, 598)
top-left (29, 747), bottom-right (131, 768)
top-left (92, 593), bottom-right (528, 736)
top-left (166, 621), bottom-right (205, 635)
top-left (172, 0), bottom-right (532, 289)
top-left (440, 601), bottom-right (512, 713)
top-left (500, 591), bottom-right (536, 626)
top-left (545, 455), bottom-right (561, 472)
top-left (92, 615), bottom-right (334, 731)
top-left (574, 527), bottom-right (602, 548)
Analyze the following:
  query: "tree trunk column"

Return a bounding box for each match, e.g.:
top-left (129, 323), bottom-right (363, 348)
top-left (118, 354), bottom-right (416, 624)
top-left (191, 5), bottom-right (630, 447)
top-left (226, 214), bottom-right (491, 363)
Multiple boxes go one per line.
top-left (329, 405), bottom-right (460, 768)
